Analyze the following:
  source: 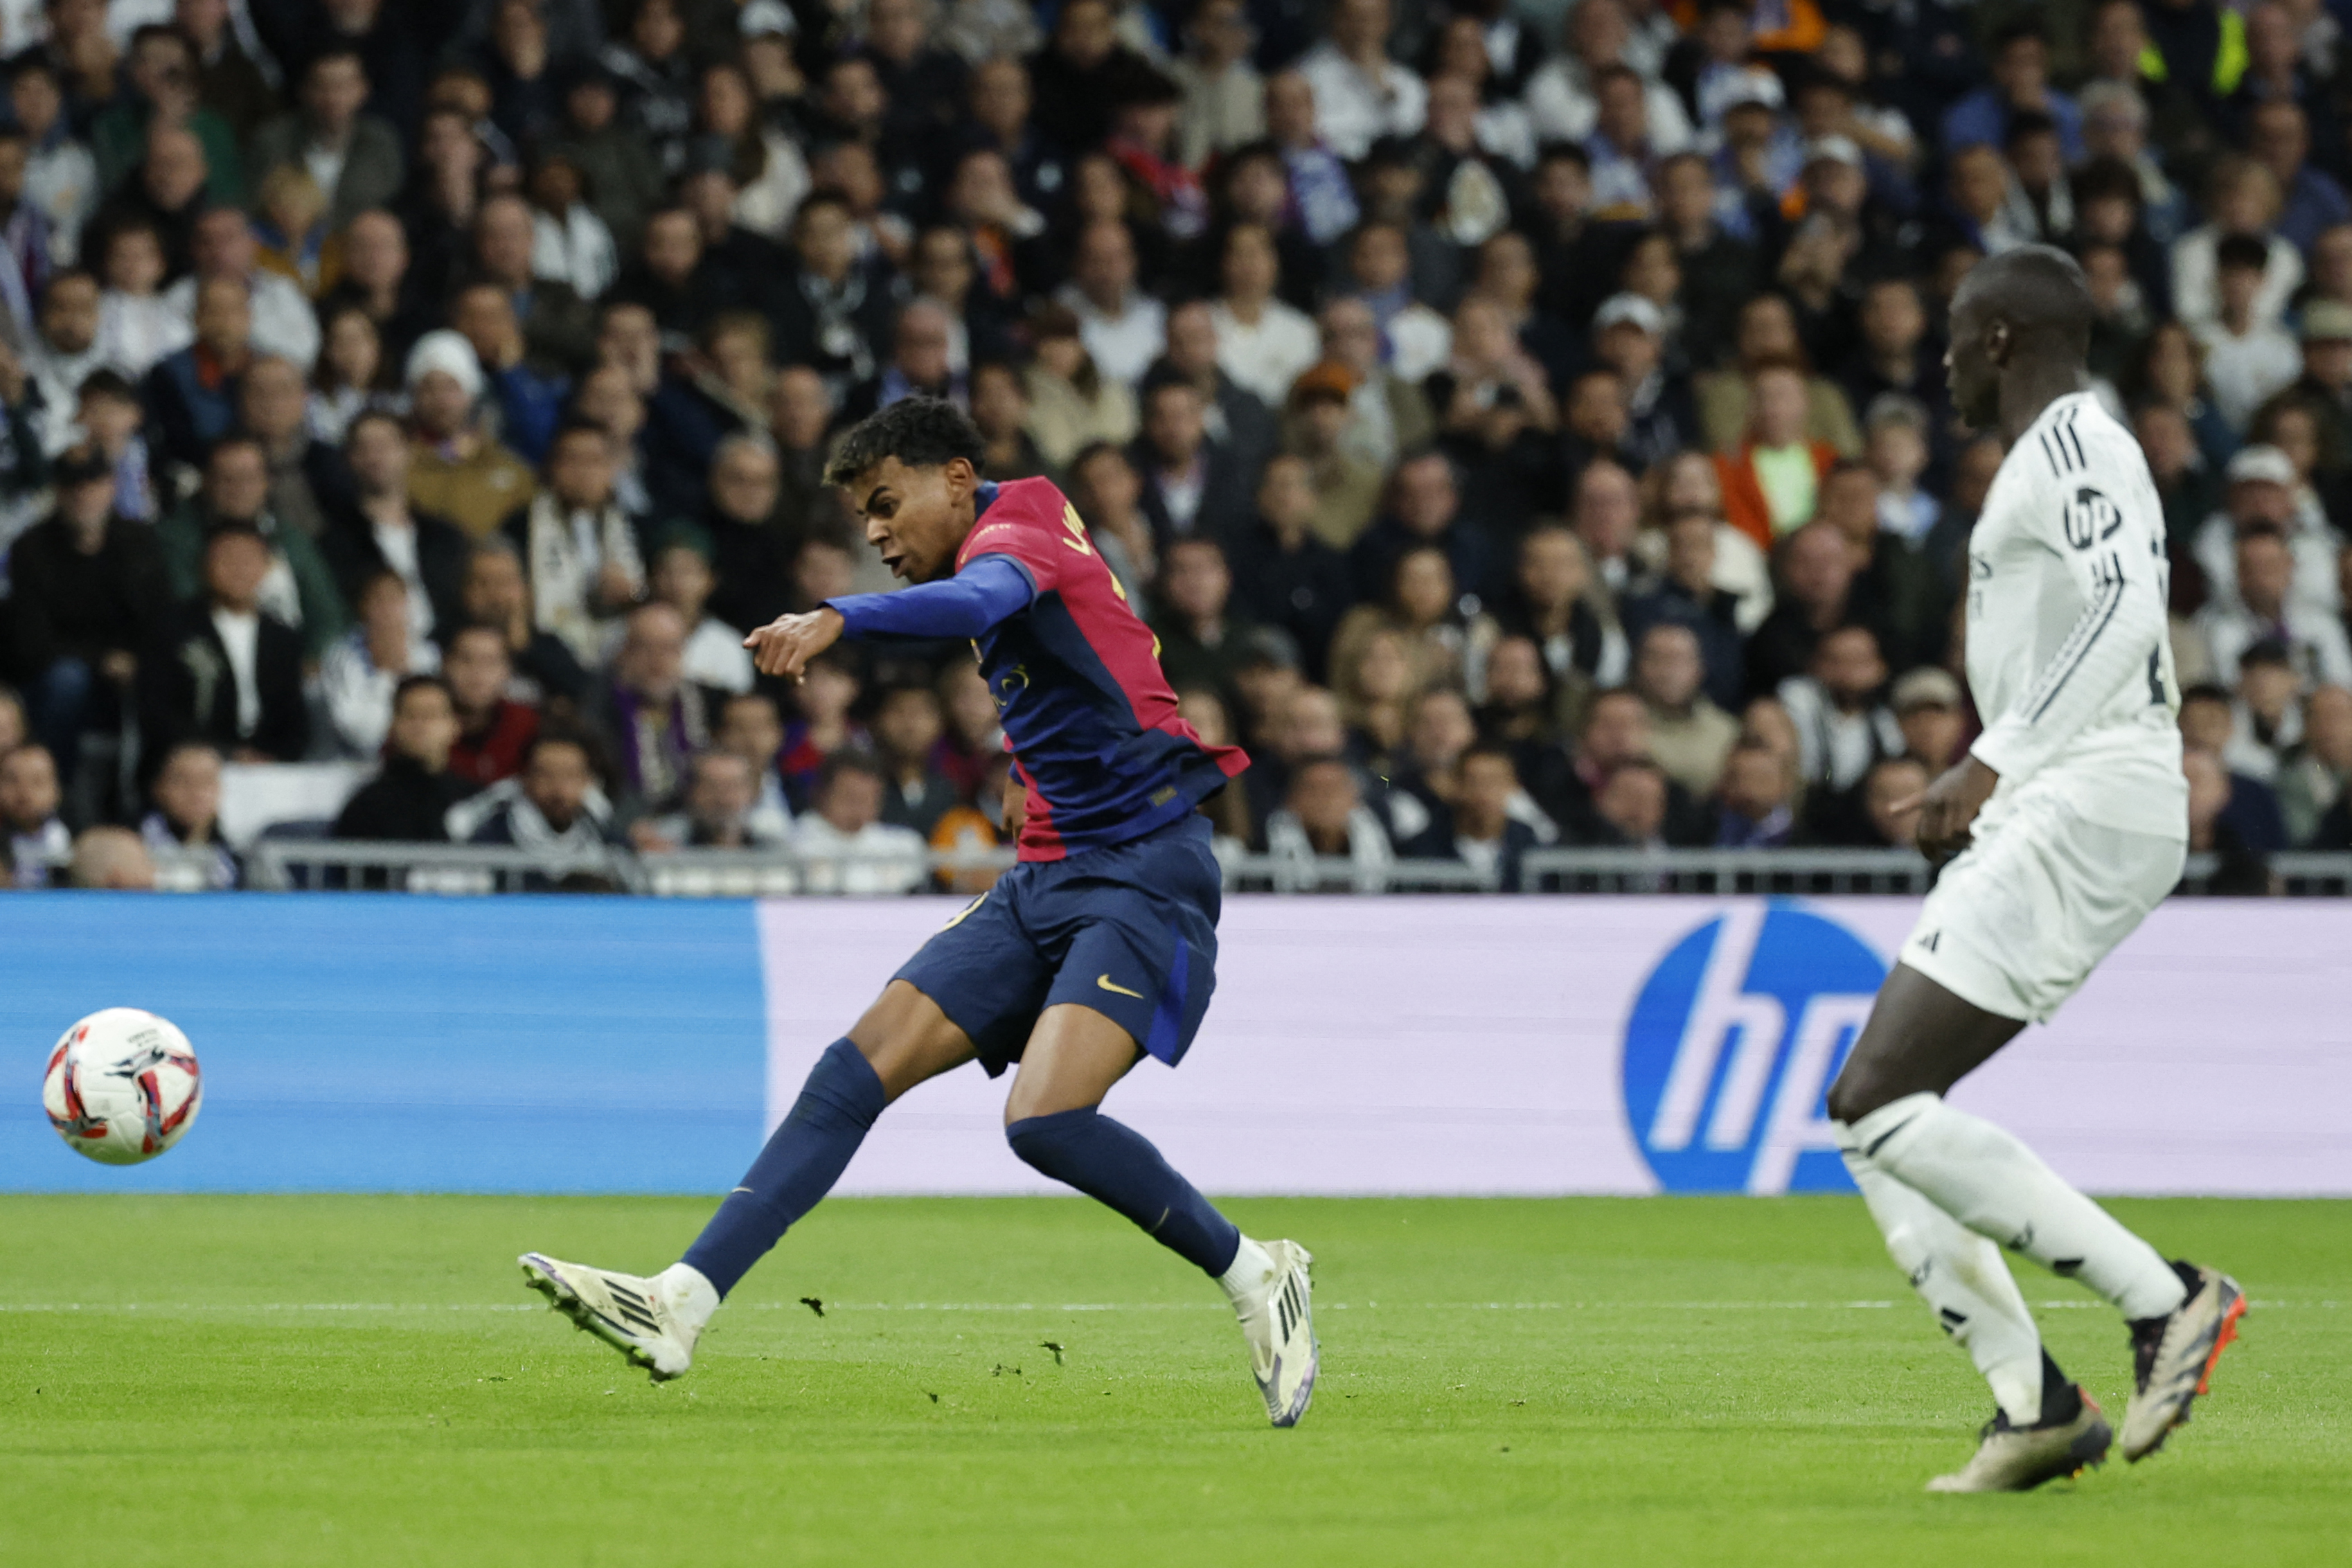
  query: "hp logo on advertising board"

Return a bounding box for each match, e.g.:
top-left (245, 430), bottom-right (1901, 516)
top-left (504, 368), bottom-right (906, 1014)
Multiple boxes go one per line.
top-left (1621, 902), bottom-right (1886, 1195)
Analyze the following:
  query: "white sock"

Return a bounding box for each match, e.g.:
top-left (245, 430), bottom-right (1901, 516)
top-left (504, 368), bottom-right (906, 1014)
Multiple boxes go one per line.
top-left (1851, 1093), bottom-right (2189, 1322)
top-left (1218, 1235), bottom-right (1276, 1306)
top-left (1842, 1145), bottom-right (2044, 1425)
top-left (655, 1262), bottom-right (721, 1332)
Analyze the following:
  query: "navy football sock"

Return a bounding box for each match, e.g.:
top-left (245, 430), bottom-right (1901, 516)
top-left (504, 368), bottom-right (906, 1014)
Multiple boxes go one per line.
top-left (681, 1039), bottom-right (885, 1297)
top-left (1006, 1106), bottom-right (1242, 1276)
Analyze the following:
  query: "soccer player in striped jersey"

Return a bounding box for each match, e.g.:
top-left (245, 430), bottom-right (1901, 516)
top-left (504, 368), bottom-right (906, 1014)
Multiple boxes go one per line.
top-left (1824, 247), bottom-right (2244, 1492)
top-left (519, 399), bottom-right (1317, 1427)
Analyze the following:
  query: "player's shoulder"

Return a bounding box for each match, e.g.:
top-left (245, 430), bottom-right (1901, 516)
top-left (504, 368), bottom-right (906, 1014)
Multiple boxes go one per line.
top-left (958, 477), bottom-right (1078, 569)
top-left (2015, 394), bottom-right (2146, 492)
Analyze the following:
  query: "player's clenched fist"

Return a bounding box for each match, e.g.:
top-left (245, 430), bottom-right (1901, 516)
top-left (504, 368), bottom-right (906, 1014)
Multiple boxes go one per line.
top-left (1905, 754), bottom-right (2000, 863)
top-left (743, 606), bottom-right (846, 679)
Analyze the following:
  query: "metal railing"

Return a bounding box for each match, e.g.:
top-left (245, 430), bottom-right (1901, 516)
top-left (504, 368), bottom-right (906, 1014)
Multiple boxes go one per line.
top-left (23, 839), bottom-right (2352, 898)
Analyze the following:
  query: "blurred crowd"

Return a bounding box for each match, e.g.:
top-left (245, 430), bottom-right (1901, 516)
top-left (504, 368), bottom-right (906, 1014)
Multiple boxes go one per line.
top-left (1, 0), bottom-right (2351, 893)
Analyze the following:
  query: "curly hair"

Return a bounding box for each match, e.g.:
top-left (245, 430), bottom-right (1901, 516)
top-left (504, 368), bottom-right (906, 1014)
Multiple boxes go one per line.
top-left (823, 397), bottom-right (988, 488)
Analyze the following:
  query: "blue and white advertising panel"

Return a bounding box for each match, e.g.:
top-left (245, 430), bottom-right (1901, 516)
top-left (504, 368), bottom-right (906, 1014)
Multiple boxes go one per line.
top-left (6, 895), bottom-right (2350, 1195)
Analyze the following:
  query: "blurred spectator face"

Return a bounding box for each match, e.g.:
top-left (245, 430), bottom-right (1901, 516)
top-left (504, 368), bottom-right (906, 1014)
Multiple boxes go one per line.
top-left (1393, 456), bottom-right (1457, 536)
top-left (818, 762), bottom-right (884, 835)
top-left (1634, 624), bottom-right (1705, 710)
top-left (240, 357), bottom-right (307, 447)
top-left (970, 363), bottom-right (1028, 440)
top-left (711, 439), bottom-right (780, 524)
top-left (947, 150), bottom-right (1019, 227)
top-left (549, 428), bottom-right (616, 509)
top-left (1349, 225), bottom-right (1410, 293)
top-left (1409, 690), bottom-right (1475, 770)
top-left (1864, 756), bottom-right (1930, 845)
top-left (2265, 406), bottom-right (2321, 480)
top-left (1320, 298), bottom-right (1382, 373)
top-left (2309, 224), bottom-right (2352, 304)
top-left (772, 366), bottom-right (833, 449)
top-left (1815, 625), bottom-right (1888, 708)
top-left (1258, 455), bottom-right (1317, 535)
top-left (819, 56), bottom-right (883, 132)
top-left (1581, 691), bottom-right (1649, 771)
top-left (1143, 382), bottom-right (1206, 465)
top-left (940, 666), bottom-right (999, 747)
top-left (1899, 697), bottom-right (1965, 769)
top-left (390, 681), bottom-right (458, 769)
top-left (1452, 296), bottom-right (1514, 366)
top-left (2090, 1), bottom-right (2147, 80)
top-left (193, 209), bottom-right (258, 280)
top-left (1596, 319), bottom-right (1658, 384)
top-left (1292, 388), bottom-right (1350, 449)
top-left (1862, 280), bottom-right (1925, 360)
top-left (2228, 479), bottom-right (2297, 549)
top-left (304, 53), bottom-right (368, 134)
top-left (913, 229), bottom-right (974, 307)
top-left (1265, 71), bottom-right (1317, 147)
top-left (2218, 255), bottom-right (2265, 323)
top-left (1720, 742), bottom-right (1792, 818)
top-left (58, 463), bottom-right (115, 529)
top-left (1425, 74), bottom-right (1480, 151)
top-left (2242, 654), bottom-right (2297, 726)
top-left (1223, 152), bottom-right (1288, 226)
top-left (792, 201), bottom-right (855, 283)
top-left (525, 740), bottom-right (594, 830)
top-left (1949, 148), bottom-right (2008, 224)
top-left (443, 626), bottom-right (512, 713)
top-left (1994, 31), bottom-right (2048, 100)
top-left (359, 573), bottom-right (411, 641)
top-left (1354, 629), bottom-right (1414, 702)
top-left (1781, 524), bottom-right (1853, 614)
top-left (652, 544), bottom-right (713, 623)
top-left (618, 604), bottom-right (688, 701)
top-left (1486, 636), bottom-right (1547, 708)
top-left (1176, 686), bottom-right (1234, 746)
top-left (1073, 222), bottom-right (1136, 305)
top-left (801, 659), bottom-right (859, 723)
top-left (9, 62), bottom-right (60, 140)
top-left (647, 210), bottom-right (705, 286)
top-left (144, 127), bottom-right (206, 210)
top-left (598, 303), bottom-right (661, 393)
top-left (795, 540), bottom-right (855, 606)
top-left (1597, 763), bottom-right (1666, 842)
top-left (1279, 686), bottom-right (1347, 760)
top-left (893, 303), bottom-right (953, 385)
top-left (576, 366), bottom-right (645, 445)
top-left (206, 443), bottom-right (269, 521)
top-left (323, 308), bottom-right (382, 392)
top-left (2134, 406), bottom-right (2195, 482)
top-left (1657, 157), bottom-right (1713, 233)
top-left (1393, 549), bottom-right (1455, 624)
top-left (1532, 150), bottom-right (1593, 222)
top-left (1817, 467), bottom-right (1881, 546)
top-left (0, 744), bottom-right (60, 828)
top-left (968, 57), bottom-right (1029, 141)
top-left (1288, 757), bottom-right (1360, 842)
top-left (719, 693), bottom-right (785, 767)
top-left (1594, 73), bottom-right (1646, 147)
top-left (2306, 684), bottom-right (2352, 770)
top-left (1166, 301), bottom-right (1221, 377)
top-left (1573, 461), bottom-right (1638, 561)
top-left (411, 369), bottom-right (472, 439)
top-left (2008, 127), bottom-right (2063, 195)
top-left (688, 751), bottom-right (757, 838)
top-left (1751, 368), bottom-right (1810, 447)
top-left (2178, 692), bottom-right (2233, 754)
top-left (1663, 452), bottom-right (1724, 516)
top-left (204, 529), bottom-right (269, 612)
top-left (194, 276), bottom-right (252, 357)
top-left (1664, 512), bottom-right (1716, 594)
top-left (2252, 102), bottom-right (2309, 185)
top-left (1161, 540), bottom-right (1231, 623)
top-left (154, 744), bottom-right (222, 835)
top-left (2213, 164), bottom-right (2282, 235)
top-left (105, 226), bottom-right (168, 296)
top-left (1518, 527), bottom-right (1587, 612)
top-left (78, 388), bottom-right (141, 460)
top-left (1738, 296), bottom-right (1801, 362)
top-left (874, 687), bottom-right (944, 765)
top-left (465, 547), bottom-right (528, 623)
top-left (2236, 533), bottom-right (2294, 616)
top-left (1474, 231), bottom-right (1538, 309)
top-left (478, 196), bottom-right (537, 283)
top-left (39, 273), bottom-right (99, 353)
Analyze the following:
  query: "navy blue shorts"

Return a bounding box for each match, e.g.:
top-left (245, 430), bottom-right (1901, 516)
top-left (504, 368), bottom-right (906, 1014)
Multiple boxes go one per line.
top-left (894, 814), bottom-right (1223, 1077)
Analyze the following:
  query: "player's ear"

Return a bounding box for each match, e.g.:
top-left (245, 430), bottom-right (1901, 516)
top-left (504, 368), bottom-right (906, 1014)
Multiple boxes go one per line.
top-left (1985, 317), bottom-right (2012, 368)
top-left (943, 456), bottom-right (979, 503)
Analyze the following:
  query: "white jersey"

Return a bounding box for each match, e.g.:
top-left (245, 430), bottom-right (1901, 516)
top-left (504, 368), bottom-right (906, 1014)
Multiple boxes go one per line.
top-left (1963, 391), bottom-right (2188, 841)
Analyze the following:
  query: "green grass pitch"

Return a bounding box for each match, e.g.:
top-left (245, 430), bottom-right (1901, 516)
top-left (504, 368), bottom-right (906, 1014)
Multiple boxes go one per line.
top-left (3, 1195), bottom-right (2346, 1567)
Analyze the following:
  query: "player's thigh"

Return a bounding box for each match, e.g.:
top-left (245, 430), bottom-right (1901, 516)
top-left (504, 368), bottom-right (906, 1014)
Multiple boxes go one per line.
top-left (1828, 963), bottom-right (2028, 1124)
top-left (873, 884), bottom-right (1054, 1094)
top-left (1002, 1003), bottom-right (1146, 1123)
top-left (846, 980), bottom-right (981, 1103)
top-left (1030, 824), bottom-right (1224, 1071)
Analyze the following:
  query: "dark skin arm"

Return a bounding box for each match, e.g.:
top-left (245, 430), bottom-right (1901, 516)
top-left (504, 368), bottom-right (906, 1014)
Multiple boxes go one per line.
top-left (1896, 754), bottom-right (2001, 862)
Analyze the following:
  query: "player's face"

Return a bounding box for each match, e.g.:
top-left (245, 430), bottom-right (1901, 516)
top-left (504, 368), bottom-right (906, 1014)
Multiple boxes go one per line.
top-left (844, 456), bottom-right (983, 583)
top-left (1944, 288), bottom-right (2004, 430)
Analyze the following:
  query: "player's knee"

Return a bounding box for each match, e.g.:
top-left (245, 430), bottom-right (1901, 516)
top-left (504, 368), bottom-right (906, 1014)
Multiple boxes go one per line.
top-left (1005, 1105), bottom-right (1095, 1170)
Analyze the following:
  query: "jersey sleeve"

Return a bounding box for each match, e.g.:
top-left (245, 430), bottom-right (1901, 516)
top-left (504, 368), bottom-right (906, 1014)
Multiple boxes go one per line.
top-left (825, 555), bottom-right (1035, 641)
top-left (1968, 463), bottom-right (2168, 786)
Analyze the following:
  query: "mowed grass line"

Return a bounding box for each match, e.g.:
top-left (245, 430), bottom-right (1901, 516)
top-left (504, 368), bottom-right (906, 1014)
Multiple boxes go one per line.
top-left (0, 1195), bottom-right (2344, 1567)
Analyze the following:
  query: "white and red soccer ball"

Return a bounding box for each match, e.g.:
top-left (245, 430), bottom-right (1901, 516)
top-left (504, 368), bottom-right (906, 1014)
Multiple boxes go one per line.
top-left (42, 1008), bottom-right (203, 1166)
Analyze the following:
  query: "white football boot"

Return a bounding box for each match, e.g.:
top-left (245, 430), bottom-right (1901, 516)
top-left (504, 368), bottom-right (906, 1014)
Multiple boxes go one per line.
top-left (519, 1253), bottom-right (714, 1382)
top-left (2121, 1262), bottom-right (2247, 1462)
top-left (1230, 1239), bottom-right (1318, 1427)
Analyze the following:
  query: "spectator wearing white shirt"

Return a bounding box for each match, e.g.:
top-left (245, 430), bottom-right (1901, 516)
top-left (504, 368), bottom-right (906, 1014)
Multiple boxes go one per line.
top-left (1265, 753), bottom-right (1396, 892)
top-left (93, 220), bottom-right (191, 377)
top-left (1294, 0), bottom-right (1426, 161)
top-left (12, 61), bottom-right (95, 267)
top-left (643, 533), bottom-right (754, 695)
top-left (319, 569), bottom-right (443, 758)
top-left (161, 207), bottom-right (321, 370)
top-left (1524, 0), bottom-right (1693, 153)
top-left (1775, 623), bottom-right (1904, 794)
top-left (1342, 221), bottom-right (1451, 383)
top-left (2194, 233), bottom-right (2301, 430)
top-left (2198, 526), bottom-right (2352, 691)
top-left (526, 150), bottom-right (620, 301)
top-left (22, 268), bottom-right (107, 456)
top-left (2171, 158), bottom-right (2304, 336)
top-left (790, 749), bottom-right (929, 895)
top-left (1053, 220), bottom-right (1165, 389)
top-left (2193, 444), bottom-right (2343, 620)
top-left (1208, 222), bottom-right (1317, 410)
top-left (643, 748), bottom-right (787, 849)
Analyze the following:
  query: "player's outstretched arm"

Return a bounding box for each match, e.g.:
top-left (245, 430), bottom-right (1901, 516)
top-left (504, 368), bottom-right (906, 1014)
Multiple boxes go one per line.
top-left (745, 557), bottom-right (1035, 677)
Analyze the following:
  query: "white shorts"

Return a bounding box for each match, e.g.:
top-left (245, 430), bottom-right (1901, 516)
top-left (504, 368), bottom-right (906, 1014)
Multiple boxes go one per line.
top-left (1899, 792), bottom-right (2186, 1024)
